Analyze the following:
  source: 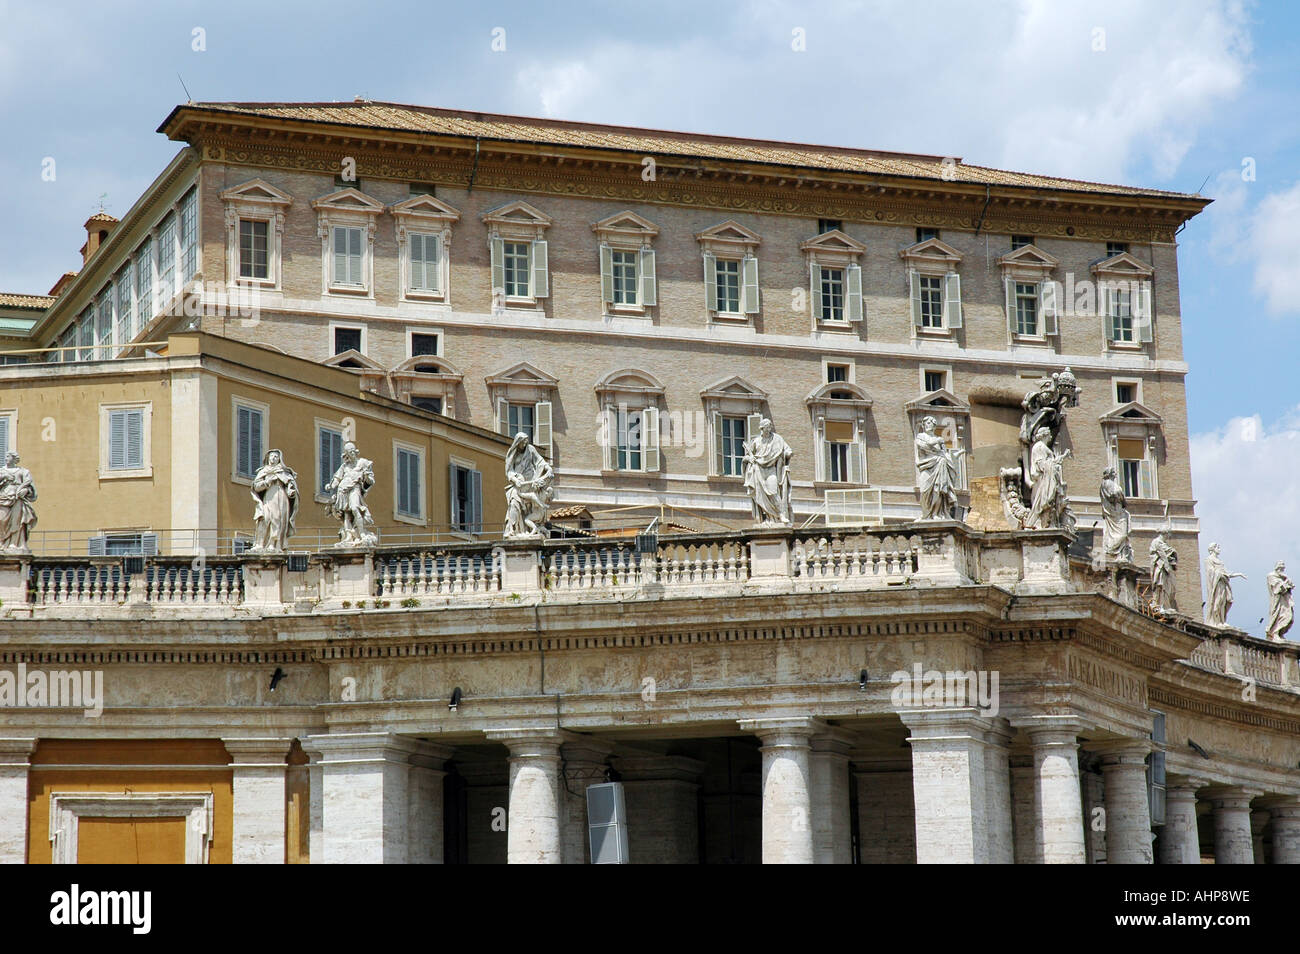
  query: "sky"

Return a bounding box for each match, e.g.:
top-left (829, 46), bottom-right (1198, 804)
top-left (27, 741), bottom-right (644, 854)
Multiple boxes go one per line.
top-left (0, 0), bottom-right (1297, 632)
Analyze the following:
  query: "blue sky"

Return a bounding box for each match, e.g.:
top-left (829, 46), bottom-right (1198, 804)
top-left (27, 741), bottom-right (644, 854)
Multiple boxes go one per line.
top-left (1, 0), bottom-right (1296, 629)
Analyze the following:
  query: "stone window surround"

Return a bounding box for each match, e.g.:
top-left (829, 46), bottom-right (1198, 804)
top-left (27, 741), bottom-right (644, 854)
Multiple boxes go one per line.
top-left (595, 369), bottom-right (664, 474)
top-left (593, 211), bottom-right (660, 318)
top-left (900, 237), bottom-right (963, 339)
top-left (1110, 376), bottom-right (1144, 406)
top-left (805, 381), bottom-right (872, 485)
top-left (389, 353), bottom-right (464, 420)
top-left (389, 194), bottom-right (461, 305)
top-left (230, 395), bottom-right (270, 487)
top-left (800, 229), bottom-right (867, 329)
top-left (997, 244), bottom-right (1061, 345)
top-left (406, 326), bottom-right (443, 359)
top-left (1091, 252), bottom-right (1155, 352)
top-left (311, 188), bottom-right (385, 300)
top-left (0, 408), bottom-right (17, 459)
top-left (700, 375), bottom-right (769, 479)
top-left (482, 200), bottom-right (553, 311)
top-left (314, 416), bottom-right (348, 504)
top-left (219, 179), bottom-right (291, 292)
top-left (695, 220), bottom-right (762, 323)
top-left (98, 401), bottom-right (152, 480)
top-left (49, 791), bottom-right (214, 864)
top-left (822, 357), bottom-right (856, 385)
top-left (392, 438), bottom-right (427, 526)
top-left (486, 362), bottom-right (558, 457)
top-left (1100, 402), bottom-right (1164, 500)
top-left (328, 321), bottom-right (368, 358)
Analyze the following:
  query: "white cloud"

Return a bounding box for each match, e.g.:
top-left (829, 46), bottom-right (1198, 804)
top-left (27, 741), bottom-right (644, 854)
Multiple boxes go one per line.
top-left (505, 0), bottom-right (1254, 187)
top-left (1249, 180), bottom-right (1300, 315)
top-left (1191, 408), bottom-right (1300, 638)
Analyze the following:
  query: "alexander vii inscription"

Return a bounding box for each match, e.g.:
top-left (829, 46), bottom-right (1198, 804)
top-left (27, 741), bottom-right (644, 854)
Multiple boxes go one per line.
top-left (1067, 654), bottom-right (1146, 705)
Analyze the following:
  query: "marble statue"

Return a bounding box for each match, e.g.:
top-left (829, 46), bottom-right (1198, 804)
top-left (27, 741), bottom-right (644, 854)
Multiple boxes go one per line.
top-left (1001, 368), bottom-right (1079, 531)
top-left (1099, 467), bottom-right (1133, 563)
top-left (743, 418), bottom-right (793, 525)
top-left (1204, 542), bottom-right (1245, 628)
top-left (1026, 426), bottom-right (1072, 530)
top-left (0, 452), bottom-right (37, 552)
top-left (1265, 561), bottom-right (1295, 641)
top-left (1149, 528), bottom-right (1178, 613)
top-left (915, 416), bottom-right (964, 520)
top-left (504, 432), bottom-right (555, 539)
top-left (325, 440), bottom-right (378, 547)
top-left (249, 449), bottom-right (299, 554)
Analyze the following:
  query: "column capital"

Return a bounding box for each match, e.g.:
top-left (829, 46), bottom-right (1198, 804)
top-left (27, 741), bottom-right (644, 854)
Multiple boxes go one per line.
top-left (302, 731), bottom-right (431, 767)
top-left (1202, 784), bottom-right (1263, 809)
top-left (1253, 794), bottom-right (1300, 816)
top-left (559, 737), bottom-right (616, 767)
top-left (898, 707), bottom-right (995, 740)
top-left (1166, 773), bottom-right (1210, 794)
top-left (1012, 714), bottom-right (1090, 745)
top-left (406, 739), bottom-right (455, 771)
top-left (222, 737), bottom-right (295, 767)
top-left (0, 738), bottom-right (36, 765)
top-left (738, 717), bottom-right (823, 745)
top-left (1085, 738), bottom-right (1152, 765)
top-left (810, 726), bottom-right (857, 758)
top-left (486, 726), bottom-right (570, 758)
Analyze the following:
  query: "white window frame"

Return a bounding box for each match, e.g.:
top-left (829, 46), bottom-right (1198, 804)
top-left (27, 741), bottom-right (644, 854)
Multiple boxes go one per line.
top-left (393, 439), bottom-right (427, 525)
top-left (1111, 434), bottom-right (1158, 501)
top-left (594, 211), bottom-right (660, 318)
top-left (596, 371), bottom-right (665, 474)
top-left (487, 362), bottom-right (558, 459)
top-left (483, 200), bottom-right (552, 312)
top-left (231, 397), bottom-right (270, 486)
top-left (328, 322), bottom-right (367, 358)
top-left (448, 456), bottom-right (483, 537)
top-left (696, 220), bottom-right (762, 323)
top-left (406, 327), bottom-right (442, 359)
top-left (700, 375), bottom-right (768, 479)
top-left (806, 383), bottom-right (871, 486)
top-left (99, 402), bottom-right (152, 479)
top-left (1112, 377), bottom-right (1144, 406)
top-left (314, 418), bottom-right (348, 503)
top-left (822, 358), bottom-right (855, 386)
top-left (997, 245), bottom-right (1061, 345)
top-left (237, 218), bottom-right (272, 282)
top-left (49, 791), bottom-right (214, 865)
top-left (1095, 262), bottom-right (1154, 352)
top-left (900, 239), bottom-right (963, 338)
top-left (390, 193), bottom-right (460, 305)
top-left (800, 230), bottom-right (866, 329)
top-left (220, 179), bottom-right (291, 292)
top-left (0, 409), bottom-right (17, 461)
top-left (920, 366), bottom-right (951, 393)
top-left (312, 188), bottom-right (384, 299)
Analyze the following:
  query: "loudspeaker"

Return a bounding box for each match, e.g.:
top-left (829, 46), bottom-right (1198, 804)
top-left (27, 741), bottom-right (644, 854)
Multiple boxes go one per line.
top-left (586, 781), bottom-right (630, 864)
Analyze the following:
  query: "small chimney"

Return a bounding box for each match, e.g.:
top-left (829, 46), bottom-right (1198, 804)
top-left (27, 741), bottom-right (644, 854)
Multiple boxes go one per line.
top-left (81, 212), bottom-right (120, 265)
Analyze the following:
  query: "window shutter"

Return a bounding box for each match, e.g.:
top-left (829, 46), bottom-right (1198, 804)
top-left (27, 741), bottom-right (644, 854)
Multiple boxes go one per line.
top-left (601, 407), bottom-right (616, 471)
top-left (531, 239), bottom-right (549, 298)
top-left (599, 244), bottom-right (614, 304)
top-left (470, 469), bottom-right (483, 534)
top-left (1137, 281), bottom-right (1153, 343)
top-left (642, 406), bottom-right (660, 472)
top-left (0, 417), bottom-right (9, 460)
top-left (944, 272), bottom-right (963, 328)
top-left (87, 535), bottom-right (106, 557)
top-left (496, 398), bottom-right (509, 437)
top-left (1004, 277), bottom-right (1016, 336)
top-left (849, 439), bottom-right (864, 484)
top-left (108, 411), bottom-right (126, 469)
top-left (742, 255), bottom-right (760, 314)
top-left (639, 248), bottom-right (657, 306)
top-left (845, 263), bottom-right (863, 322)
top-left (332, 228), bottom-right (346, 284)
top-left (1139, 458), bottom-right (1155, 499)
top-left (319, 429), bottom-right (332, 495)
top-left (703, 253), bottom-right (718, 311)
top-left (534, 401), bottom-right (553, 457)
top-left (1040, 280), bottom-right (1059, 335)
top-left (490, 237), bottom-right (506, 299)
top-left (712, 412), bottom-right (723, 476)
top-left (909, 269), bottom-right (923, 327)
top-left (746, 413), bottom-right (762, 443)
top-left (251, 409), bottom-right (263, 470)
top-left (348, 227), bottom-right (362, 284)
top-left (409, 234), bottom-right (422, 290)
top-left (237, 407), bottom-right (251, 477)
top-left (448, 463), bottom-right (459, 528)
top-left (1101, 284), bottom-right (1117, 341)
top-left (809, 261), bottom-right (820, 320)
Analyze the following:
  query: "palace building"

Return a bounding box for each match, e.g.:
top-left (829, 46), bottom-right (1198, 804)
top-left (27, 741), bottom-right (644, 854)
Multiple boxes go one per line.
top-left (0, 103), bottom-right (1296, 865)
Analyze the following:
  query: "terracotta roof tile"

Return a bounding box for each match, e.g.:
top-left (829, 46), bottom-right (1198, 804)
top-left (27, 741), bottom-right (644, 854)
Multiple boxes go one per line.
top-left (176, 101), bottom-right (1202, 201)
top-left (0, 293), bottom-right (55, 310)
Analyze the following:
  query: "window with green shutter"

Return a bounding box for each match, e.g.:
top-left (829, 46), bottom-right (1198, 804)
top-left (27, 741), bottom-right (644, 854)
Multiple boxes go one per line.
top-left (396, 447), bottom-right (421, 519)
top-left (318, 426), bottom-right (344, 496)
top-left (108, 409), bottom-right (145, 470)
top-left (236, 405), bottom-right (265, 480)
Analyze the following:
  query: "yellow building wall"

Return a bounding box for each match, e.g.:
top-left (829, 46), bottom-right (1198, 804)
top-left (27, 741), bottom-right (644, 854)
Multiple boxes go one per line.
top-left (27, 739), bottom-right (234, 865)
top-left (1, 373), bottom-right (174, 542)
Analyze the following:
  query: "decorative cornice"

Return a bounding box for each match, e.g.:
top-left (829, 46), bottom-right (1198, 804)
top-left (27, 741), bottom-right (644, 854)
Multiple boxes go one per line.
top-left (193, 136), bottom-right (1186, 244)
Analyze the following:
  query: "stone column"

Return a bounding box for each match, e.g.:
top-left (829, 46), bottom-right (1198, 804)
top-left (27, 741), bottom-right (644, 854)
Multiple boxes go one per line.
top-left (1204, 786), bottom-right (1259, 865)
top-left (559, 739), bottom-right (614, 865)
top-left (302, 732), bottom-right (425, 864)
top-left (1158, 777), bottom-right (1204, 865)
top-left (0, 739), bottom-right (35, 864)
top-left (738, 718), bottom-right (818, 864)
top-left (1019, 717), bottom-right (1086, 864)
top-left (1257, 796), bottom-right (1300, 864)
top-left (1092, 740), bottom-right (1153, 864)
top-left (1009, 754), bottom-right (1041, 864)
top-left (1251, 807), bottom-right (1270, 865)
top-left (810, 731), bottom-right (853, 864)
top-left (983, 721), bottom-right (1015, 865)
top-left (407, 742), bottom-right (453, 864)
top-left (852, 763), bottom-right (915, 864)
top-left (614, 755), bottom-right (704, 864)
top-left (900, 709), bottom-right (991, 864)
top-left (1079, 757), bottom-right (1107, 864)
top-left (486, 728), bottom-right (565, 864)
top-left (223, 738), bottom-right (294, 864)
